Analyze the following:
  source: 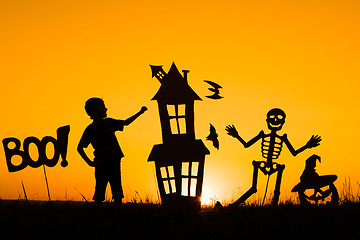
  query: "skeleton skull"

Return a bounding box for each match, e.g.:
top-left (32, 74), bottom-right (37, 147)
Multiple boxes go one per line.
top-left (266, 108), bottom-right (286, 131)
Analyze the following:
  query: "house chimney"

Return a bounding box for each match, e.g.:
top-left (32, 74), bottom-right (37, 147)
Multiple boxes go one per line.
top-left (182, 70), bottom-right (189, 81)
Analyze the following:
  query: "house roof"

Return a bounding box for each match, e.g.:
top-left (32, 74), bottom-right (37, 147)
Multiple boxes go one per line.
top-left (147, 139), bottom-right (210, 163)
top-left (152, 62), bottom-right (202, 103)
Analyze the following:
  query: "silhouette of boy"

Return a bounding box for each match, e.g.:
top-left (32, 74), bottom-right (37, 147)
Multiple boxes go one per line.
top-left (78, 98), bottom-right (147, 204)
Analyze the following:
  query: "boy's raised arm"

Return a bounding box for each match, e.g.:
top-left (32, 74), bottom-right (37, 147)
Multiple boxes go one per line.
top-left (123, 106), bottom-right (147, 126)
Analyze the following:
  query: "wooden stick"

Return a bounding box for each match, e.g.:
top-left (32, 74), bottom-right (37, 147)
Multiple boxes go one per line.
top-left (262, 175), bottom-right (271, 206)
top-left (43, 165), bottom-right (51, 201)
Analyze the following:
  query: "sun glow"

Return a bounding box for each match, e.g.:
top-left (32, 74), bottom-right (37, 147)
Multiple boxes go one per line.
top-left (201, 190), bottom-right (218, 206)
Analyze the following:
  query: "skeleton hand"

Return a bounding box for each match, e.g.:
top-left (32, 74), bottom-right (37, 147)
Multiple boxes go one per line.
top-left (306, 135), bottom-right (322, 148)
top-left (225, 125), bottom-right (239, 138)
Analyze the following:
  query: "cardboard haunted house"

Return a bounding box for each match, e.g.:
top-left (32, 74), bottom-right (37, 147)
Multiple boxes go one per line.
top-left (148, 63), bottom-right (210, 210)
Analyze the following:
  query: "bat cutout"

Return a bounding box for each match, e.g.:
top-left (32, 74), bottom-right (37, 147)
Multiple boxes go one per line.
top-left (206, 124), bottom-right (219, 149)
top-left (204, 80), bottom-right (223, 99)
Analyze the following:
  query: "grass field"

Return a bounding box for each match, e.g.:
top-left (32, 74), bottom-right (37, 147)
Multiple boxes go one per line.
top-left (0, 179), bottom-right (359, 239)
top-left (1, 197), bottom-right (360, 240)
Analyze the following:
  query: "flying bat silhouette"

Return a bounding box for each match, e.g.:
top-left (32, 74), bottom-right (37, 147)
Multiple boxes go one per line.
top-left (206, 124), bottom-right (219, 149)
top-left (204, 80), bottom-right (223, 99)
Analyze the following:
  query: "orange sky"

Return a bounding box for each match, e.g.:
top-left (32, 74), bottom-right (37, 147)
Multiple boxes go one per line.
top-left (1, 0), bottom-right (360, 204)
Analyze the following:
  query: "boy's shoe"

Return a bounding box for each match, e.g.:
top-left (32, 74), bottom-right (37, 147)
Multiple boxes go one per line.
top-left (93, 200), bottom-right (103, 207)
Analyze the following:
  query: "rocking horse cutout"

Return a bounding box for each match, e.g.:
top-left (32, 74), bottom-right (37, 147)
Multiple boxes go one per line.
top-left (226, 108), bottom-right (322, 206)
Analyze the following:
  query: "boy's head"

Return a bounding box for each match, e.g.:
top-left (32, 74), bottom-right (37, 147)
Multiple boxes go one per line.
top-left (85, 97), bottom-right (107, 120)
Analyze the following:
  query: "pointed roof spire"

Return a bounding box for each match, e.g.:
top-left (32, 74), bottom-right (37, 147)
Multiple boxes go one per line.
top-left (150, 65), bottom-right (167, 83)
top-left (151, 62), bottom-right (202, 103)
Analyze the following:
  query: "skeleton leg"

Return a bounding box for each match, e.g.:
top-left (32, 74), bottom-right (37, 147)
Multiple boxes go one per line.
top-left (230, 161), bottom-right (259, 207)
top-left (272, 164), bottom-right (285, 205)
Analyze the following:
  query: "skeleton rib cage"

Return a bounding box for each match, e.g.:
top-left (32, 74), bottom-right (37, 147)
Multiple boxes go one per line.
top-left (261, 135), bottom-right (284, 161)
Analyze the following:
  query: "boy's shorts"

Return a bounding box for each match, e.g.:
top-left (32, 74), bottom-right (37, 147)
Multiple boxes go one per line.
top-left (93, 159), bottom-right (123, 202)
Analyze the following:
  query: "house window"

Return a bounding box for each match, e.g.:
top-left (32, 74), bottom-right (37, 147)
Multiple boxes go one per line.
top-left (167, 104), bottom-right (186, 135)
top-left (181, 162), bottom-right (199, 197)
top-left (160, 166), bottom-right (176, 194)
top-left (156, 71), bottom-right (165, 80)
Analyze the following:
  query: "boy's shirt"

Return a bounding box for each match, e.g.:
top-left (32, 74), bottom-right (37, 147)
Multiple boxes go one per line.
top-left (79, 118), bottom-right (125, 164)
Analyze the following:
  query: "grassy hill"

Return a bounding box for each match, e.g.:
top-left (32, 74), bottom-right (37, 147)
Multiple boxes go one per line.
top-left (1, 199), bottom-right (359, 240)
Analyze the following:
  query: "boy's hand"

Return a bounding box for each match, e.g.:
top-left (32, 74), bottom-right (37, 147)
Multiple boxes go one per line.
top-left (140, 106), bottom-right (148, 113)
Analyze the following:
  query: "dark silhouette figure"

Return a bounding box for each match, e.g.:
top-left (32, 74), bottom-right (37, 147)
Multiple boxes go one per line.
top-left (226, 108), bottom-right (321, 206)
top-left (77, 98), bottom-right (147, 204)
top-left (206, 124), bottom-right (219, 149)
top-left (204, 80), bottom-right (223, 99)
top-left (292, 154), bottom-right (338, 205)
top-left (148, 63), bottom-right (210, 211)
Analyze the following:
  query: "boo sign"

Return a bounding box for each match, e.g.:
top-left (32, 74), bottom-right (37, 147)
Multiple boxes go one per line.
top-left (2, 125), bottom-right (70, 172)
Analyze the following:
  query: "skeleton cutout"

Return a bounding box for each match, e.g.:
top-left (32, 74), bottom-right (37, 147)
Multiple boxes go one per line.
top-left (226, 108), bottom-right (321, 206)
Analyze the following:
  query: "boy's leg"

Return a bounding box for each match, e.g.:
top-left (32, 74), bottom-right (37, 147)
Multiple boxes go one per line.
top-left (109, 161), bottom-right (124, 203)
top-left (93, 166), bottom-right (108, 202)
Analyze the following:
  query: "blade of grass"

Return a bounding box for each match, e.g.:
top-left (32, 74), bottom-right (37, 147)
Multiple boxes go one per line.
top-left (21, 180), bottom-right (29, 206)
top-left (74, 187), bottom-right (88, 202)
top-left (135, 191), bottom-right (143, 203)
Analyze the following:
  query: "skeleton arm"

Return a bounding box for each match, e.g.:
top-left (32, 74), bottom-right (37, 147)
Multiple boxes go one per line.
top-left (225, 125), bottom-right (264, 148)
top-left (283, 134), bottom-right (322, 156)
